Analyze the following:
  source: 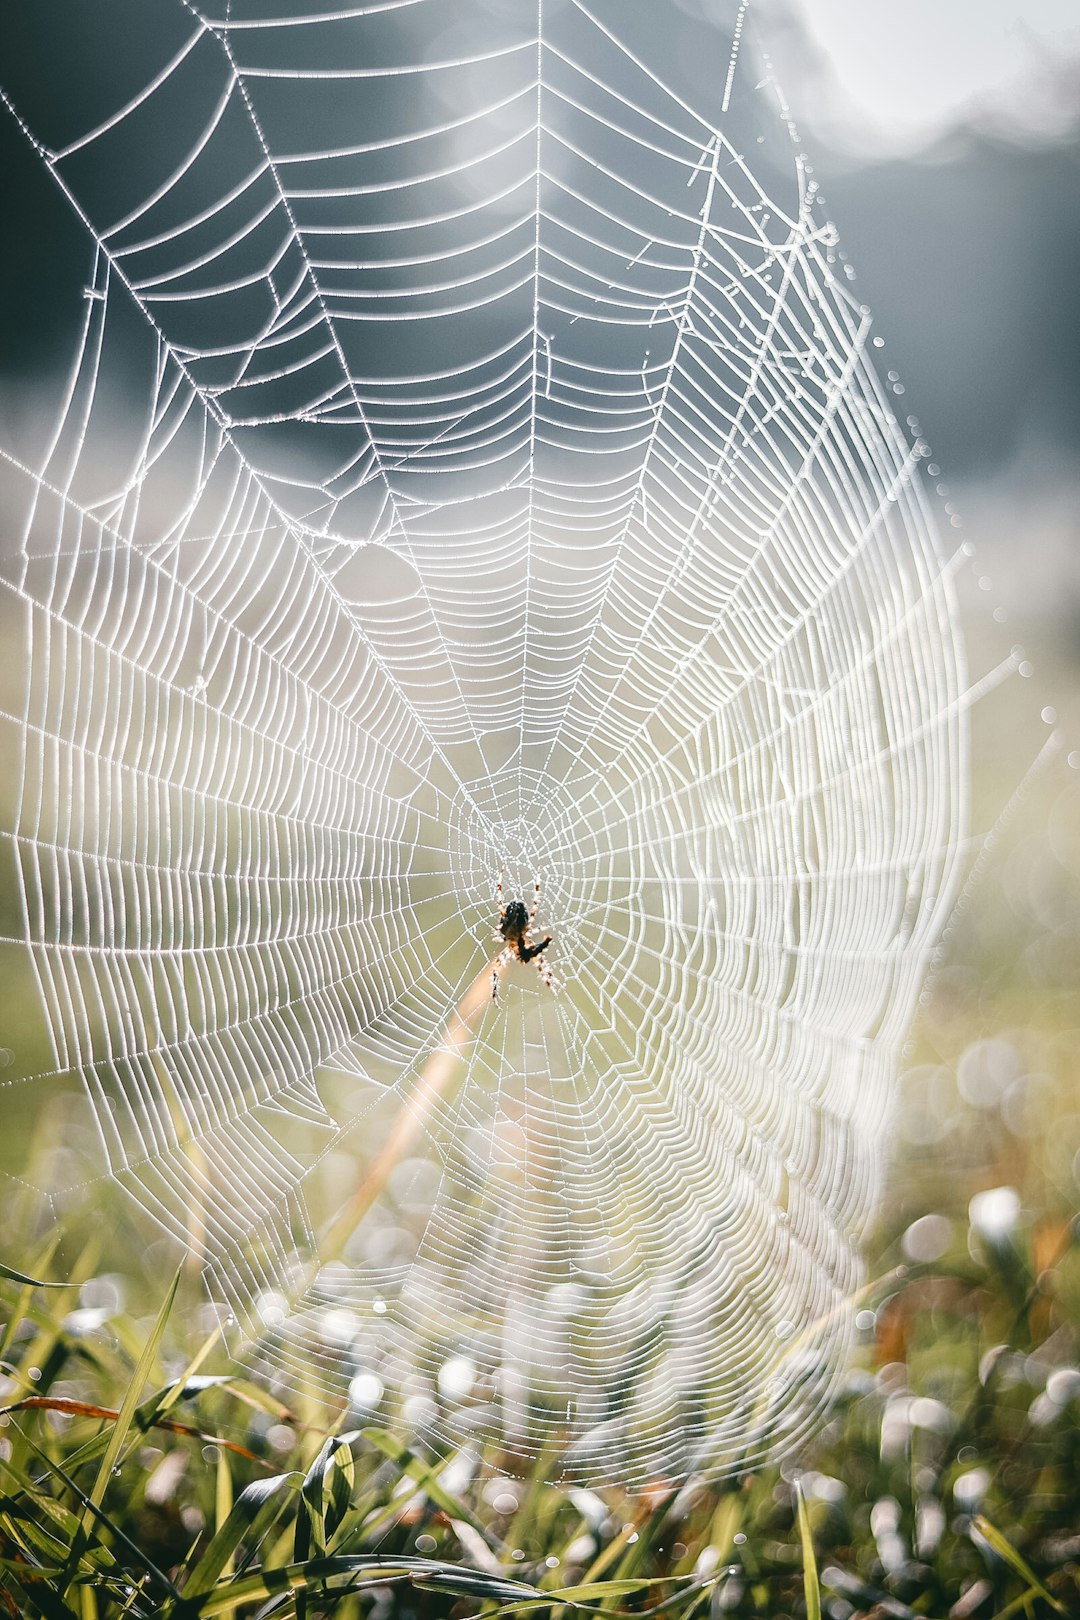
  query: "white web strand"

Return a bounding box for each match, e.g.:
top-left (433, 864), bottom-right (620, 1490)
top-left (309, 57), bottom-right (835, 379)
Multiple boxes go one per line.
top-left (0, 0), bottom-right (973, 1484)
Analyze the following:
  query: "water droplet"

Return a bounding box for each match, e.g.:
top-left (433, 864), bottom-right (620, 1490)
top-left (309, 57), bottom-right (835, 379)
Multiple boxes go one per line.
top-left (348, 1371), bottom-right (384, 1409)
top-left (438, 1354), bottom-right (476, 1400)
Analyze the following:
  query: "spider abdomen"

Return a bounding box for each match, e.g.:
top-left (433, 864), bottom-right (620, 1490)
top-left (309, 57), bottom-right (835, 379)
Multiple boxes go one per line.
top-left (500, 900), bottom-right (530, 940)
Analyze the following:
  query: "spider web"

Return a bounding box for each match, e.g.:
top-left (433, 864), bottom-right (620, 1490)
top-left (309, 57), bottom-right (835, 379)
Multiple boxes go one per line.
top-left (0, 0), bottom-right (993, 1484)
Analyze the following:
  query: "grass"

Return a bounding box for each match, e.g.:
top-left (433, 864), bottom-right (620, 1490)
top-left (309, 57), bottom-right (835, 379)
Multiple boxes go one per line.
top-left (1, 1180), bottom-right (1077, 1618)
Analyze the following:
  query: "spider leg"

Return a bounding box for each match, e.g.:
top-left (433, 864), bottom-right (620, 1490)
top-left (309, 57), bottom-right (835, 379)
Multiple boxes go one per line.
top-left (528, 876), bottom-right (541, 925)
top-left (491, 945), bottom-right (512, 1002)
top-left (534, 953), bottom-right (557, 993)
top-left (496, 870), bottom-right (505, 921)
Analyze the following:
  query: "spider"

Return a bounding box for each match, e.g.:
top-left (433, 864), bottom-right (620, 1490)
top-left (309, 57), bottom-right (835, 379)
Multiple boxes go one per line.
top-left (491, 874), bottom-right (555, 1001)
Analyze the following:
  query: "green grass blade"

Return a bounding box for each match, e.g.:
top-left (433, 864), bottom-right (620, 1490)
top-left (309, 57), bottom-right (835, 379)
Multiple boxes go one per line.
top-left (176, 1473), bottom-right (295, 1607)
top-left (187, 1556), bottom-right (530, 1618)
top-left (795, 1480), bottom-right (821, 1620)
top-left (13, 1425), bottom-right (180, 1602)
top-left (153, 1324), bottom-right (223, 1422)
top-left (0, 1235), bottom-right (65, 1365)
top-left (85, 1268), bottom-right (181, 1524)
top-left (0, 1260), bottom-right (65, 1289)
top-left (487, 1577), bottom-right (671, 1612)
top-left (361, 1428), bottom-right (493, 1542)
top-left (410, 1570), bottom-right (547, 1602)
top-left (56, 1268), bottom-right (181, 1603)
top-left (292, 1431), bottom-right (359, 1620)
top-left (214, 1450), bottom-right (233, 1581)
top-left (973, 1516), bottom-right (1068, 1616)
top-left (0, 1564), bottom-right (81, 1619)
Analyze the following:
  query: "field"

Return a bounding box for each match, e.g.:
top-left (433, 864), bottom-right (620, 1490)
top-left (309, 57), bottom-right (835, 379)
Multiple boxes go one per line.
top-left (3, 875), bottom-right (1079, 1620)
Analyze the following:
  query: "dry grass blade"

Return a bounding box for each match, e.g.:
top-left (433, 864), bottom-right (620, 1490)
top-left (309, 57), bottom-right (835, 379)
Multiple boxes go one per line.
top-left (0, 1399), bottom-right (271, 1470)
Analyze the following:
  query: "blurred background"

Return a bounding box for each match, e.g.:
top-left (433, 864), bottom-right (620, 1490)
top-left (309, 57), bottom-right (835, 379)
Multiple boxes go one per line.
top-left (758, 0), bottom-right (1080, 662)
top-left (746, 0), bottom-right (1080, 1283)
